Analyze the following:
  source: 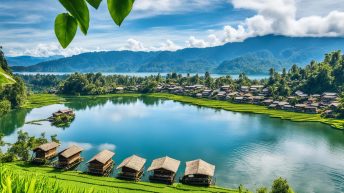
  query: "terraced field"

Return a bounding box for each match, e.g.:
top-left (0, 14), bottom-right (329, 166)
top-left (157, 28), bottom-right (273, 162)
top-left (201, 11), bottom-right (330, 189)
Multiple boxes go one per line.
top-left (2, 163), bottom-right (239, 193)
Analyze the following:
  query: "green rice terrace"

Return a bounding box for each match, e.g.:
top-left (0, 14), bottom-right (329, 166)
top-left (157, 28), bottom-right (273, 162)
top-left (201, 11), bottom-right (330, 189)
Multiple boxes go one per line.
top-left (1, 162), bottom-right (238, 193)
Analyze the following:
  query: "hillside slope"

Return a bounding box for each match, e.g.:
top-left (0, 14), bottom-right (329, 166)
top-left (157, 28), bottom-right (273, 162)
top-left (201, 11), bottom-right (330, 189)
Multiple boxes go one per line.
top-left (0, 67), bottom-right (15, 85)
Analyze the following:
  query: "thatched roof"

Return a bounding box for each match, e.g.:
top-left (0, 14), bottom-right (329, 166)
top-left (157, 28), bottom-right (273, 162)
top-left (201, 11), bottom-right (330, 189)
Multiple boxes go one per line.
top-left (59, 145), bottom-right (83, 158)
top-left (184, 159), bottom-right (215, 177)
top-left (147, 156), bottom-right (180, 173)
top-left (87, 150), bottom-right (115, 164)
top-left (33, 142), bottom-right (60, 152)
top-left (117, 155), bottom-right (146, 171)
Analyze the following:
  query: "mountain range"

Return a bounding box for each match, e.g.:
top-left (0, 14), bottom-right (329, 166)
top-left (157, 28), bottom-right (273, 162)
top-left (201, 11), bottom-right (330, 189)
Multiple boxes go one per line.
top-left (10, 35), bottom-right (344, 74)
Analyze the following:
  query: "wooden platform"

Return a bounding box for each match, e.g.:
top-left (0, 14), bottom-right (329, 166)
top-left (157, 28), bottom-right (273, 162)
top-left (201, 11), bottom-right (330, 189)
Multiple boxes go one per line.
top-left (149, 174), bottom-right (175, 185)
top-left (55, 158), bottom-right (84, 171)
top-left (117, 170), bottom-right (144, 182)
top-left (180, 176), bottom-right (215, 187)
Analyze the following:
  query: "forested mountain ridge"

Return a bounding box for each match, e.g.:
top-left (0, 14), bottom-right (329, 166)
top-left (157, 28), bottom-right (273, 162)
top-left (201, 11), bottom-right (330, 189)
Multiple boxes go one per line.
top-left (6, 55), bottom-right (63, 67)
top-left (11, 35), bottom-right (344, 74)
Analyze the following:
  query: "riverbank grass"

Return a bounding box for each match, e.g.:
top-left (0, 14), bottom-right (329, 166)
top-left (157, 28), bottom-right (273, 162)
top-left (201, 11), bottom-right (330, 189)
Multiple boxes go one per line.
top-left (21, 94), bottom-right (66, 109)
top-left (1, 162), bottom-right (238, 193)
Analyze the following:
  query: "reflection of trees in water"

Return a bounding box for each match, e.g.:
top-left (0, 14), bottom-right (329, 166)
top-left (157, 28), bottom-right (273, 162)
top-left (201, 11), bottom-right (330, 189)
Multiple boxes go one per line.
top-left (140, 96), bottom-right (162, 106)
top-left (0, 109), bottom-right (30, 135)
top-left (64, 98), bottom-right (109, 110)
top-left (65, 96), bottom-right (163, 110)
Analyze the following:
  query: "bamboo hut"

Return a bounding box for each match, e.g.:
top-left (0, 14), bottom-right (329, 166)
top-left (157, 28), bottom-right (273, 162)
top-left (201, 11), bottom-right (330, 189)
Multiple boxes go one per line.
top-left (181, 159), bottom-right (215, 186)
top-left (117, 155), bottom-right (146, 181)
top-left (32, 142), bottom-right (60, 164)
top-left (57, 145), bottom-right (84, 170)
top-left (87, 150), bottom-right (115, 176)
top-left (147, 156), bottom-right (180, 185)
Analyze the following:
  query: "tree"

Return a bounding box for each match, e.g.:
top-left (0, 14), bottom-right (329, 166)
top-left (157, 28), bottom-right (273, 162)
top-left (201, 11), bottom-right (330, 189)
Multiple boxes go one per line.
top-left (55, 0), bottom-right (135, 48)
top-left (256, 187), bottom-right (268, 193)
top-left (271, 177), bottom-right (294, 193)
top-left (51, 134), bottom-right (60, 144)
top-left (0, 100), bottom-right (11, 116)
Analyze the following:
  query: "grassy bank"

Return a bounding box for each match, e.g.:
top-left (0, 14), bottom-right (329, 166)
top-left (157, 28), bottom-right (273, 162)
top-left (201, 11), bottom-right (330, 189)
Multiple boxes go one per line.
top-left (1, 162), bottom-right (238, 193)
top-left (21, 94), bottom-right (66, 109)
top-left (147, 93), bottom-right (344, 130)
top-left (20, 93), bottom-right (344, 129)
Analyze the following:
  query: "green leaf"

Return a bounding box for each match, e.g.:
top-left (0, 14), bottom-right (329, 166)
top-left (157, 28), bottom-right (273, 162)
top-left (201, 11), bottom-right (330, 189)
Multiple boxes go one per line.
top-left (107, 0), bottom-right (135, 26)
top-left (59, 0), bottom-right (90, 35)
top-left (54, 13), bottom-right (78, 49)
top-left (86, 0), bottom-right (102, 9)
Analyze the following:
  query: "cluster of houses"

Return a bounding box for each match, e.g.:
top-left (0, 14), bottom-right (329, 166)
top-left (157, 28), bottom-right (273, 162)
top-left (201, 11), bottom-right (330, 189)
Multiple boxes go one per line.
top-left (32, 142), bottom-right (216, 186)
top-left (156, 84), bottom-right (341, 116)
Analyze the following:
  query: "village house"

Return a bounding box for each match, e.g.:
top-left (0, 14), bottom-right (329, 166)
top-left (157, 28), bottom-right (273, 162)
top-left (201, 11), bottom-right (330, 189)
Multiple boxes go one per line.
top-left (262, 99), bottom-right (273, 106)
top-left (53, 109), bottom-right (74, 118)
top-left (252, 96), bottom-right (265, 105)
top-left (234, 97), bottom-right (244, 103)
top-left (304, 106), bottom-right (318, 114)
top-left (117, 155), bottom-right (146, 181)
top-left (295, 104), bottom-right (307, 113)
top-left (240, 86), bottom-right (249, 93)
top-left (87, 150), bottom-right (115, 176)
top-left (147, 156), bottom-right (180, 185)
top-left (220, 85), bottom-right (231, 92)
top-left (33, 142), bottom-right (60, 164)
top-left (216, 91), bottom-right (227, 100)
top-left (202, 90), bottom-right (212, 97)
top-left (57, 145), bottom-right (84, 170)
top-left (181, 159), bottom-right (215, 187)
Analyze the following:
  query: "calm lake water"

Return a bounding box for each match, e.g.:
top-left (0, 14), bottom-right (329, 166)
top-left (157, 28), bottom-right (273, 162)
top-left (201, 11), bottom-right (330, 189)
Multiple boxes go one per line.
top-left (1, 96), bottom-right (344, 193)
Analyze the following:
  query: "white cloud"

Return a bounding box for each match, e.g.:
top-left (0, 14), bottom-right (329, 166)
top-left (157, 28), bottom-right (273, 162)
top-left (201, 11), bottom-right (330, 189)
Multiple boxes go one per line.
top-left (121, 38), bottom-right (147, 51)
top-left (227, 0), bottom-right (344, 38)
top-left (98, 143), bottom-right (116, 151)
top-left (186, 36), bottom-right (208, 48)
top-left (62, 141), bottom-right (93, 151)
top-left (8, 43), bottom-right (91, 57)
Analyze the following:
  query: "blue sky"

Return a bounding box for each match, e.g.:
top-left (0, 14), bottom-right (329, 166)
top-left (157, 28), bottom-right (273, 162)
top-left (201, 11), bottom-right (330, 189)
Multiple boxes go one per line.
top-left (1, 0), bottom-right (344, 57)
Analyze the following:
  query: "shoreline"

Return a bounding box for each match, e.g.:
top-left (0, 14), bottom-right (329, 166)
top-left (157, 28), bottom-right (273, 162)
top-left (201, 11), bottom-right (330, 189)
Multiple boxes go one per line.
top-left (21, 93), bottom-right (344, 130)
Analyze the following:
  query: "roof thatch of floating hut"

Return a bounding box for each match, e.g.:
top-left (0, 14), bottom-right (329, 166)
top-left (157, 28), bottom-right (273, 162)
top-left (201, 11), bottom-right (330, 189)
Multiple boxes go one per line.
top-left (147, 156), bottom-right (180, 173)
top-left (88, 150), bottom-right (115, 165)
top-left (60, 145), bottom-right (83, 158)
top-left (33, 142), bottom-right (60, 160)
top-left (117, 155), bottom-right (146, 172)
top-left (33, 142), bottom-right (60, 152)
top-left (184, 159), bottom-right (215, 177)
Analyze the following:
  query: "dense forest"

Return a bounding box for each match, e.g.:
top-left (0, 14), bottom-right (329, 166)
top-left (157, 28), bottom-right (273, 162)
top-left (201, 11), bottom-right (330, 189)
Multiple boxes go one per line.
top-left (0, 47), bottom-right (27, 116)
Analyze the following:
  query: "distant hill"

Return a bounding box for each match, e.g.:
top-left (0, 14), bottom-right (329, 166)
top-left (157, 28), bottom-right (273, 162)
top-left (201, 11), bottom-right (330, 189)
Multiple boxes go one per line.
top-left (11, 35), bottom-right (344, 74)
top-left (216, 51), bottom-right (287, 74)
top-left (6, 55), bottom-right (63, 67)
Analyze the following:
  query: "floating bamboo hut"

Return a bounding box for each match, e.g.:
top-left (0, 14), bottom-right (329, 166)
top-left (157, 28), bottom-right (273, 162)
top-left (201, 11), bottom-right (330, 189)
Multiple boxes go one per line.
top-left (87, 150), bottom-right (115, 176)
top-left (32, 142), bottom-right (60, 164)
top-left (147, 156), bottom-right (180, 185)
top-left (56, 145), bottom-right (84, 170)
top-left (52, 109), bottom-right (74, 117)
top-left (116, 155), bottom-right (146, 181)
top-left (181, 159), bottom-right (215, 186)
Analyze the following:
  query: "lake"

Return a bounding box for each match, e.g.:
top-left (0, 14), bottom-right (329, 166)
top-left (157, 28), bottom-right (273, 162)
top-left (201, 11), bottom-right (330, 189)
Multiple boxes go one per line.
top-left (1, 96), bottom-right (344, 193)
